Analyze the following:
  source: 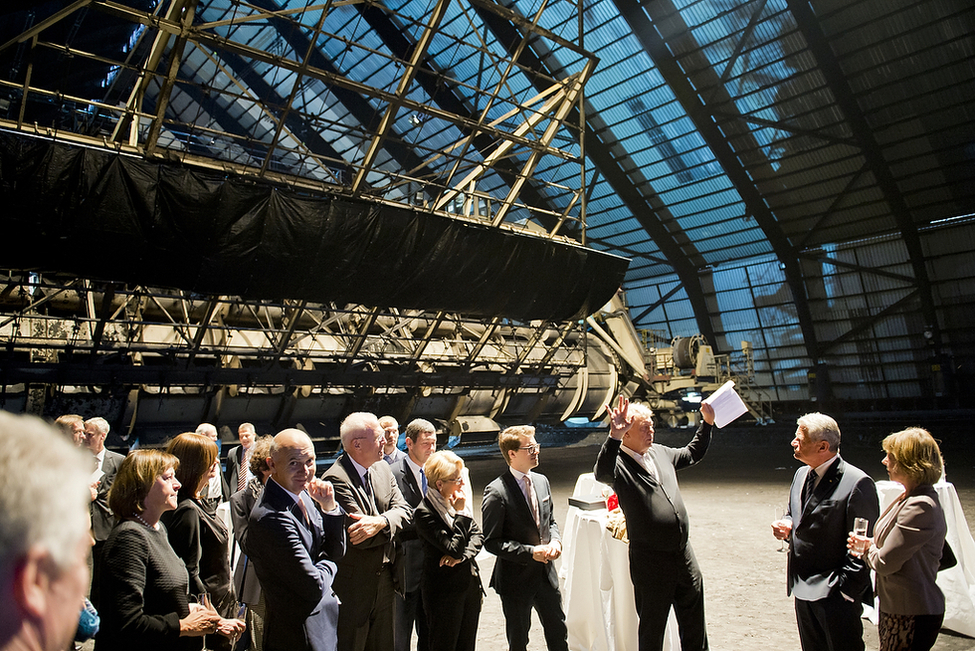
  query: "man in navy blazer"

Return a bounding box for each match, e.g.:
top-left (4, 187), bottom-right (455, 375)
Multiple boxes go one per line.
top-left (771, 413), bottom-right (879, 651)
top-left (388, 419), bottom-right (437, 651)
top-left (248, 429), bottom-right (346, 651)
top-left (482, 425), bottom-right (568, 651)
top-left (323, 412), bottom-right (413, 651)
top-left (594, 396), bottom-right (715, 651)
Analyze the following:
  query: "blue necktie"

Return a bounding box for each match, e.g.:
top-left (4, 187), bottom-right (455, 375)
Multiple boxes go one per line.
top-left (420, 469), bottom-right (428, 496)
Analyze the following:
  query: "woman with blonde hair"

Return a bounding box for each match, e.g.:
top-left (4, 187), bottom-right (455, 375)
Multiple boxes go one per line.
top-left (415, 450), bottom-right (483, 651)
top-left (162, 433), bottom-right (244, 651)
top-left (849, 427), bottom-right (948, 651)
top-left (96, 449), bottom-right (223, 651)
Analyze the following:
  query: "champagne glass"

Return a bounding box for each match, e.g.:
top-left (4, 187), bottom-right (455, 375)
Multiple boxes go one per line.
top-left (230, 602), bottom-right (248, 651)
top-left (773, 508), bottom-right (787, 552)
top-left (851, 517), bottom-right (869, 557)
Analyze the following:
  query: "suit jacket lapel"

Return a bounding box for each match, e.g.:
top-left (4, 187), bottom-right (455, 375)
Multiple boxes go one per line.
top-left (804, 457), bottom-right (842, 516)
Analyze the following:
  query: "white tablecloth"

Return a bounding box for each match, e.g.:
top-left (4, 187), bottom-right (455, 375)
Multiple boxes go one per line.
top-left (560, 473), bottom-right (678, 651)
top-left (875, 480), bottom-right (975, 637)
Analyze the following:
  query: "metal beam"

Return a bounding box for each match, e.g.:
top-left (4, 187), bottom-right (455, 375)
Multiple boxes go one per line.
top-left (786, 0), bottom-right (942, 356)
top-left (473, 5), bottom-right (716, 342)
top-left (614, 0), bottom-right (818, 361)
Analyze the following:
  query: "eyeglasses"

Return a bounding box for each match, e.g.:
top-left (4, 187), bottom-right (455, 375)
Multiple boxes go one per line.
top-left (519, 444), bottom-right (540, 454)
top-left (442, 476), bottom-right (462, 484)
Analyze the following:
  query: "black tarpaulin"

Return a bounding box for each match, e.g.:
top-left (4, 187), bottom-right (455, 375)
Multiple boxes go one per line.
top-left (0, 133), bottom-right (629, 321)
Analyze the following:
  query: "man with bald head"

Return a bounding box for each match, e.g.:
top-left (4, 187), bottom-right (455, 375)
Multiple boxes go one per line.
top-left (323, 412), bottom-right (413, 651)
top-left (248, 429), bottom-right (347, 651)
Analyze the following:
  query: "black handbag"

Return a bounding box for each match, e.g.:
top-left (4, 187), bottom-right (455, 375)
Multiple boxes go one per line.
top-left (939, 539), bottom-right (957, 571)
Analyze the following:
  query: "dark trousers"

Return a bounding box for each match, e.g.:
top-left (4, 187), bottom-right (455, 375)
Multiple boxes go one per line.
top-left (499, 580), bottom-right (569, 651)
top-left (393, 587), bottom-right (428, 651)
top-left (338, 565), bottom-right (395, 651)
top-left (795, 594), bottom-right (865, 651)
top-left (423, 581), bottom-right (481, 651)
top-left (89, 540), bottom-right (106, 610)
top-left (630, 544), bottom-right (708, 651)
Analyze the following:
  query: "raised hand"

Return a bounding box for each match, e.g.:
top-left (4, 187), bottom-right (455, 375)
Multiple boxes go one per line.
top-left (308, 477), bottom-right (336, 512)
top-left (606, 395), bottom-right (633, 440)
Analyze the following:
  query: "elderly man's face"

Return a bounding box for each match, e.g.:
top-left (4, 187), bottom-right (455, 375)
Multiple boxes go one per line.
top-left (40, 534), bottom-right (92, 651)
top-left (84, 423), bottom-right (106, 453)
top-left (355, 423), bottom-right (385, 467)
top-left (622, 412), bottom-right (655, 455)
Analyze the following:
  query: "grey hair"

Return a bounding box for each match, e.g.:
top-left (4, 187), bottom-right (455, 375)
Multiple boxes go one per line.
top-left (0, 411), bottom-right (92, 573)
top-left (403, 418), bottom-right (436, 442)
top-left (797, 412), bottom-right (841, 451)
top-left (339, 412), bottom-right (380, 450)
top-left (85, 416), bottom-right (110, 435)
top-left (195, 423), bottom-right (218, 438)
top-left (628, 402), bottom-right (654, 422)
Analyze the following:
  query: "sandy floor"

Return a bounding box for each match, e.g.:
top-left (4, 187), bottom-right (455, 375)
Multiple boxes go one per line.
top-left (461, 432), bottom-right (975, 651)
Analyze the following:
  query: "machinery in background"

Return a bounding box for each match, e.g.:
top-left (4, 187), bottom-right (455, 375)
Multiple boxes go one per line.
top-left (588, 293), bottom-right (773, 428)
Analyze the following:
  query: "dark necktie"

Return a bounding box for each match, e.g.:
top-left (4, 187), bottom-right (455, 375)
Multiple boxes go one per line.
top-left (802, 469), bottom-right (817, 507)
top-left (524, 475), bottom-right (540, 528)
top-left (419, 468), bottom-right (428, 496)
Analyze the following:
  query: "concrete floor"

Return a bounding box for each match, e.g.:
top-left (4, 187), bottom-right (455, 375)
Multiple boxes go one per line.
top-left (460, 429), bottom-right (975, 651)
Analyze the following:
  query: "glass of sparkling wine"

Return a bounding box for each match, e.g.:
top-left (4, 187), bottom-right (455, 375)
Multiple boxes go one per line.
top-left (851, 517), bottom-right (869, 557)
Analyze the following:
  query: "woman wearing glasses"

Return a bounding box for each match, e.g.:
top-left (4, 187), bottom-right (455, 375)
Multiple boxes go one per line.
top-left (415, 450), bottom-right (484, 651)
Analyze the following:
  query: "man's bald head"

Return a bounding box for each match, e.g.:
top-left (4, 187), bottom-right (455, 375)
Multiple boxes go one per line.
top-left (268, 429), bottom-right (317, 494)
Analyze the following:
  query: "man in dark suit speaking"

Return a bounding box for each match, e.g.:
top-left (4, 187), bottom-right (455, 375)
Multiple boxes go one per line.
top-left (771, 412), bottom-right (879, 651)
top-left (594, 395), bottom-right (715, 651)
top-left (248, 428), bottom-right (346, 651)
top-left (482, 424), bottom-right (568, 651)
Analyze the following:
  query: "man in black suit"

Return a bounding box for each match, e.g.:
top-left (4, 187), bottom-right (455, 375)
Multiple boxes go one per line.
top-left (594, 396), bottom-right (715, 651)
top-left (225, 422), bottom-right (257, 494)
top-left (247, 428), bottom-right (346, 651)
top-left (482, 425), bottom-right (568, 651)
top-left (84, 416), bottom-right (125, 610)
top-left (771, 412), bottom-right (879, 651)
top-left (323, 412), bottom-right (413, 651)
top-left (388, 419), bottom-right (437, 651)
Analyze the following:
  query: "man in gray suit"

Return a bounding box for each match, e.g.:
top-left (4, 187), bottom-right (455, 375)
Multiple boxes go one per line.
top-left (84, 416), bottom-right (125, 610)
top-left (388, 419), bottom-right (437, 651)
top-left (323, 412), bottom-right (412, 651)
top-left (771, 412), bottom-right (880, 651)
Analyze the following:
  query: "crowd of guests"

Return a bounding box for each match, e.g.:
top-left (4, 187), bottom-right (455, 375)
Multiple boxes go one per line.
top-left (0, 401), bottom-right (954, 651)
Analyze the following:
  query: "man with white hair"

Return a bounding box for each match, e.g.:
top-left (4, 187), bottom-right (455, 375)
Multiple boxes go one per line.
top-left (196, 422), bottom-right (230, 512)
top-left (0, 410), bottom-right (93, 651)
top-left (323, 412), bottom-right (412, 651)
top-left (84, 416), bottom-right (125, 610)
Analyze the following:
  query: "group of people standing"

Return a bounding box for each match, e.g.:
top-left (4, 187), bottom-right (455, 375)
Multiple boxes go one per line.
top-left (0, 398), bottom-right (954, 651)
top-left (597, 396), bottom-right (950, 651)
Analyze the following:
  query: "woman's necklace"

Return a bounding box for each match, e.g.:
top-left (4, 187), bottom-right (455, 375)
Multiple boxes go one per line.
top-left (133, 513), bottom-right (159, 531)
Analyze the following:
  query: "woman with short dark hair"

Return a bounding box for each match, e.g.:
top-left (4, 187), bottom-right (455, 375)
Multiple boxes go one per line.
top-left (96, 449), bottom-right (223, 651)
top-left (849, 427), bottom-right (948, 651)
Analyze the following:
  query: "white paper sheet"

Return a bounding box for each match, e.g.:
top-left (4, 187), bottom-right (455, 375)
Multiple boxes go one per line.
top-left (702, 380), bottom-right (748, 428)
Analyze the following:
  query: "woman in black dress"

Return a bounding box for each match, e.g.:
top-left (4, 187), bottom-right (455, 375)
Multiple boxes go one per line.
top-left (415, 450), bottom-right (484, 651)
top-left (163, 432), bottom-right (244, 651)
top-left (96, 449), bottom-right (226, 651)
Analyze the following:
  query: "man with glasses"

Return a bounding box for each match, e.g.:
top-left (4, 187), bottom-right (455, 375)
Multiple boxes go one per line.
top-left (482, 425), bottom-right (568, 651)
top-left (323, 412), bottom-right (413, 651)
top-left (594, 396), bottom-right (715, 651)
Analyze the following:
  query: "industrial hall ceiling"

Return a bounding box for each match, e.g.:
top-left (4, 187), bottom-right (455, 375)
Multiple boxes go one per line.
top-left (0, 0), bottom-right (973, 439)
